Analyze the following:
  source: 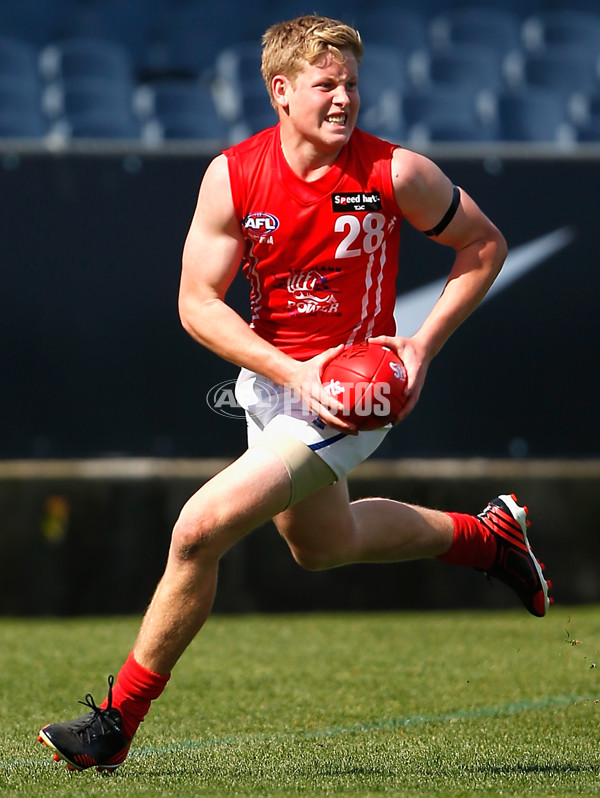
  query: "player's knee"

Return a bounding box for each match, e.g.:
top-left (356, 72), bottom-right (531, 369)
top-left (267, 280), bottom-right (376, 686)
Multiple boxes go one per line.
top-left (288, 544), bottom-right (345, 571)
top-left (171, 503), bottom-right (223, 562)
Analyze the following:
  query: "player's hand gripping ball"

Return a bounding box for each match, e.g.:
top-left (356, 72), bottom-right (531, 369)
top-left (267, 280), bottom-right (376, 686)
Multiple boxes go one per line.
top-left (320, 343), bottom-right (408, 430)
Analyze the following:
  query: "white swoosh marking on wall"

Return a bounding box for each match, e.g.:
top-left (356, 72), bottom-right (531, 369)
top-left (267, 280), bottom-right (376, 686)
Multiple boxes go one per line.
top-left (393, 227), bottom-right (576, 337)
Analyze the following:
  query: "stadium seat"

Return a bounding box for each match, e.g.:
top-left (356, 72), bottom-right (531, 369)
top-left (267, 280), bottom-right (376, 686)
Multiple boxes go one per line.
top-left (0, 110), bottom-right (48, 138)
top-left (401, 86), bottom-right (484, 134)
top-left (358, 44), bottom-right (405, 139)
top-left (429, 8), bottom-right (523, 55)
top-left (236, 79), bottom-right (273, 118)
top-left (0, 36), bottom-right (41, 84)
top-left (359, 40), bottom-right (406, 89)
top-left (559, 0), bottom-right (600, 11)
top-left (62, 113), bottom-right (140, 139)
top-left (136, 80), bottom-right (230, 142)
top-left (154, 1), bottom-right (268, 81)
top-left (522, 10), bottom-right (600, 52)
top-left (493, 0), bottom-right (544, 12)
top-left (371, 0), bottom-right (458, 18)
top-left (3, 1), bottom-right (599, 147)
top-left (0, 75), bottom-right (41, 113)
top-left (360, 44), bottom-right (406, 91)
top-left (43, 77), bottom-right (135, 129)
top-left (0, 0), bottom-right (76, 47)
top-left (493, 88), bottom-right (572, 143)
top-left (158, 24), bottom-right (225, 81)
top-left (214, 43), bottom-right (264, 122)
top-left (270, 0), bottom-right (361, 25)
top-left (353, 9), bottom-right (428, 55)
top-left (407, 117), bottom-right (498, 145)
top-left (157, 5), bottom-right (245, 80)
top-left (148, 113), bottom-right (229, 142)
top-left (464, 0), bottom-right (544, 16)
top-left (39, 38), bottom-right (134, 85)
top-left (233, 108), bottom-right (279, 139)
top-left (408, 45), bottom-right (504, 93)
top-left (223, 78), bottom-right (277, 139)
top-left (359, 99), bottom-right (405, 142)
top-left (573, 118), bottom-right (600, 142)
top-left (214, 42), bottom-right (263, 90)
top-left (62, 0), bottom-right (161, 72)
top-left (504, 46), bottom-right (600, 102)
top-left (0, 76), bottom-right (46, 137)
top-left (567, 89), bottom-right (600, 139)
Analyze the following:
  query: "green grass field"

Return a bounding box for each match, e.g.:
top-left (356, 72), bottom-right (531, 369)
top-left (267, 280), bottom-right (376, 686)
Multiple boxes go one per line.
top-left (1, 607), bottom-right (600, 797)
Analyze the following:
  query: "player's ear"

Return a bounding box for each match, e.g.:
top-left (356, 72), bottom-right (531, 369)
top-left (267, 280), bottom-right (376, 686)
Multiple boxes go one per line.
top-left (272, 75), bottom-right (290, 109)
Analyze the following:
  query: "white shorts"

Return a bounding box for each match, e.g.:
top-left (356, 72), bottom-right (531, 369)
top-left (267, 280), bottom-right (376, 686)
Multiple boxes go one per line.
top-left (235, 368), bottom-right (391, 482)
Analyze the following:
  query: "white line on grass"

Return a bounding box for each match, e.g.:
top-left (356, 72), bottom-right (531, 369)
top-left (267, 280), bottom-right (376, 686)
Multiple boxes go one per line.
top-left (132, 693), bottom-right (592, 758)
top-left (9, 694), bottom-right (593, 771)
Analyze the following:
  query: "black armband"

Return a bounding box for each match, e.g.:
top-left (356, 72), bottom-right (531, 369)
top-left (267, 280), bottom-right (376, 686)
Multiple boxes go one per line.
top-left (423, 185), bottom-right (461, 237)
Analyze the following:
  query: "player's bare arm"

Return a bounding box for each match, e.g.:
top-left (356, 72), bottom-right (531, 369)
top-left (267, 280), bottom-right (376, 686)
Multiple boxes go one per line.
top-left (179, 154), bottom-right (353, 431)
top-left (372, 147), bottom-right (507, 421)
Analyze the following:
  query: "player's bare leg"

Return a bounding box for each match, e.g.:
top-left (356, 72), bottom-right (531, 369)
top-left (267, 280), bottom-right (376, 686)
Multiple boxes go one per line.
top-left (274, 479), bottom-right (452, 569)
top-left (275, 481), bottom-right (551, 616)
top-left (133, 446), bottom-right (291, 674)
top-left (38, 445), bottom-right (293, 771)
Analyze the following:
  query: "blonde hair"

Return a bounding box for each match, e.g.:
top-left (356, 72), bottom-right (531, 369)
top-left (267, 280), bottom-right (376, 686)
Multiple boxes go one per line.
top-left (261, 15), bottom-right (363, 108)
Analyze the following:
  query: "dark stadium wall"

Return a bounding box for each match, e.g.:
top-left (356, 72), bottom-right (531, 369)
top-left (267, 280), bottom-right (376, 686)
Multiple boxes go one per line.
top-left (0, 150), bottom-right (597, 461)
top-left (1, 462), bottom-right (598, 615)
top-left (1, 149), bottom-right (598, 615)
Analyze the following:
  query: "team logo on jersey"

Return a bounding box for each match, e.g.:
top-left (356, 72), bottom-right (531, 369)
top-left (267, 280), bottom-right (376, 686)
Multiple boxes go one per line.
top-left (242, 212), bottom-right (279, 242)
top-left (331, 192), bottom-right (381, 212)
top-left (287, 270), bottom-right (340, 315)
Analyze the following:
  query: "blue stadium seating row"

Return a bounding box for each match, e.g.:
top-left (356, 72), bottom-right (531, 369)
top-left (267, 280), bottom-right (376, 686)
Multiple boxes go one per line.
top-left (0, 2), bottom-right (600, 144)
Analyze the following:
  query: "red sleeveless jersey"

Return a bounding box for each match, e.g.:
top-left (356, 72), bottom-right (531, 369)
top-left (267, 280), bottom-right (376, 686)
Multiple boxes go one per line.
top-left (224, 125), bottom-right (403, 359)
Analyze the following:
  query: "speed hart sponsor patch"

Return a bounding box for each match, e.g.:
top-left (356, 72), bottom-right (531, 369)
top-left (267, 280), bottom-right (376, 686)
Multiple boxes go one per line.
top-left (331, 192), bottom-right (382, 212)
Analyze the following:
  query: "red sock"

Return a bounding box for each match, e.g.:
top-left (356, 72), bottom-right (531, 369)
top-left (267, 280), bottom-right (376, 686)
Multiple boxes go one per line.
top-left (100, 652), bottom-right (170, 740)
top-left (436, 512), bottom-right (497, 570)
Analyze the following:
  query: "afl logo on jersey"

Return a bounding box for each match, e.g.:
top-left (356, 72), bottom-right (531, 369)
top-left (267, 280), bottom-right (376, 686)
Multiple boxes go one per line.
top-left (243, 212), bottom-right (280, 241)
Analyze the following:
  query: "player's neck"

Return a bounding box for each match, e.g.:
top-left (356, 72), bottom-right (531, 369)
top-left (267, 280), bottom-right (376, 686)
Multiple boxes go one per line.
top-left (279, 130), bottom-right (343, 182)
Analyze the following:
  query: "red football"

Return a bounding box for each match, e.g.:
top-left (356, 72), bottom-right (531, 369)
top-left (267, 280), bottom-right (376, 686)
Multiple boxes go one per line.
top-left (320, 343), bottom-right (408, 430)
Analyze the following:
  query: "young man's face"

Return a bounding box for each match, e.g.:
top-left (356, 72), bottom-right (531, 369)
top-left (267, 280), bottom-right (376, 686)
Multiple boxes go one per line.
top-left (276, 49), bottom-right (360, 150)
